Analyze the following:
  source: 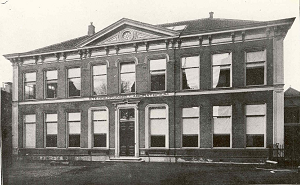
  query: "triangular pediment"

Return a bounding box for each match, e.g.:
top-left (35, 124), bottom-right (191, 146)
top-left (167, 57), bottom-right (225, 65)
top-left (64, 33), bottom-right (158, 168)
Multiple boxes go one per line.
top-left (78, 18), bottom-right (179, 47)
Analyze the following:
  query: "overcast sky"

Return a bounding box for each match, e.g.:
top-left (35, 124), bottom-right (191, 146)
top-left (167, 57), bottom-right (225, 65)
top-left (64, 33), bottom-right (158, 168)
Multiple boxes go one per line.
top-left (0, 0), bottom-right (299, 91)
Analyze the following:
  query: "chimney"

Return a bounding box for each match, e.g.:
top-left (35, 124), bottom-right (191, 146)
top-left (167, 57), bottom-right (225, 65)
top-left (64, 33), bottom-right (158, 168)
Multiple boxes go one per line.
top-left (2, 82), bottom-right (12, 93)
top-left (88, 22), bottom-right (95, 36)
top-left (209, 12), bottom-right (214, 19)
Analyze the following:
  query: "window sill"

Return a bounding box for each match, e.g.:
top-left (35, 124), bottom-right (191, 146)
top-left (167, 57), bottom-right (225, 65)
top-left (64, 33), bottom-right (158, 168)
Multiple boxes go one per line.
top-left (212, 147), bottom-right (232, 149)
top-left (246, 147), bottom-right (266, 149)
top-left (181, 147), bottom-right (200, 149)
top-left (245, 84), bottom-right (267, 88)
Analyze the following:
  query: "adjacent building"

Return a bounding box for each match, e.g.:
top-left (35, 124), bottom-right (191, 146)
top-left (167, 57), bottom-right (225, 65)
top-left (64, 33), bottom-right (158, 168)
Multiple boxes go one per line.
top-left (3, 13), bottom-right (294, 162)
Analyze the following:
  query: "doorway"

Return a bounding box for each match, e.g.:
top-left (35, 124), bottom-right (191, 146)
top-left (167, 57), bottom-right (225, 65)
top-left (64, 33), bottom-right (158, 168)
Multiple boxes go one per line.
top-left (119, 108), bottom-right (135, 156)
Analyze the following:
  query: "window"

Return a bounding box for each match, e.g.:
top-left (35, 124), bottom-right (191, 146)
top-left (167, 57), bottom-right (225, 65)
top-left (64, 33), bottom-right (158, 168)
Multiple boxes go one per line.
top-left (45, 70), bottom-right (57, 99)
top-left (245, 104), bottom-right (266, 147)
top-left (181, 56), bottom-right (200, 90)
top-left (149, 107), bottom-right (167, 147)
top-left (67, 112), bottom-right (81, 147)
top-left (24, 72), bottom-right (36, 100)
top-left (182, 107), bottom-right (199, 147)
top-left (92, 65), bottom-right (107, 95)
top-left (45, 113), bottom-right (57, 147)
top-left (285, 107), bottom-right (300, 123)
top-left (120, 62), bottom-right (135, 93)
top-left (67, 68), bottom-right (81, 97)
top-left (212, 53), bottom-right (232, 88)
top-left (92, 110), bottom-right (108, 147)
top-left (24, 114), bottom-right (36, 148)
top-left (213, 106), bottom-right (231, 147)
top-left (150, 59), bottom-right (166, 91)
top-left (246, 50), bottom-right (266, 85)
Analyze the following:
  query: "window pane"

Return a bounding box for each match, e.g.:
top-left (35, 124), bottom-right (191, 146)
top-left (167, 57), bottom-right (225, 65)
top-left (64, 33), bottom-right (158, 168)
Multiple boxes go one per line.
top-left (182, 68), bottom-right (199, 89)
top-left (47, 123), bottom-right (57, 134)
top-left (150, 59), bottom-right (166, 70)
top-left (25, 124), bottom-right (36, 148)
top-left (245, 104), bottom-right (265, 116)
top-left (46, 82), bottom-right (57, 98)
top-left (213, 134), bottom-right (230, 147)
top-left (46, 70), bottom-right (57, 80)
top-left (246, 117), bottom-right (265, 134)
top-left (25, 72), bottom-right (36, 82)
top-left (213, 117), bottom-right (231, 134)
top-left (120, 109), bottom-right (135, 120)
top-left (69, 122), bottom-right (81, 134)
top-left (68, 113), bottom-right (81, 121)
top-left (68, 68), bottom-right (81, 78)
top-left (93, 75), bottom-right (107, 95)
top-left (25, 114), bottom-right (36, 123)
top-left (69, 135), bottom-right (80, 147)
top-left (94, 121), bottom-right (108, 134)
top-left (46, 135), bottom-right (57, 147)
top-left (46, 113), bottom-right (57, 122)
top-left (246, 67), bottom-right (264, 85)
top-left (150, 108), bottom-right (166, 118)
top-left (212, 53), bottom-right (231, 65)
top-left (151, 119), bottom-right (167, 135)
top-left (94, 134), bottom-right (106, 147)
top-left (214, 68), bottom-right (230, 87)
top-left (93, 110), bottom-right (107, 120)
top-left (120, 63), bottom-right (135, 73)
top-left (93, 65), bottom-right (106, 75)
top-left (68, 78), bottom-right (81, 97)
top-left (151, 73), bottom-right (165, 91)
top-left (121, 73), bottom-right (135, 93)
top-left (183, 118), bottom-right (199, 134)
top-left (25, 82), bottom-right (36, 99)
top-left (182, 135), bottom-right (198, 147)
top-left (247, 50), bottom-right (266, 63)
top-left (151, 136), bottom-right (165, 147)
top-left (213, 106), bottom-right (231, 116)
top-left (182, 107), bottom-right (199, 117)
top-left (182, 56), bottom-right (199, 68)
top-left (246, 135), bottom-right (264, 147)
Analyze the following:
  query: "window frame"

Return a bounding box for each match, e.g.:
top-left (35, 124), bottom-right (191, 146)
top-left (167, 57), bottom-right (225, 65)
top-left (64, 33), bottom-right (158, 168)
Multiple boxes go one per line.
top-left (91, 108), bottom-right (109, 149)
top-left (66, 111), bottom-right (81, 148)
top-left (180, 55), bottom-right (200, 91)
top-left (92, 64), bottom-right (107, 96)
top-left (44, 69), bottom-right (58, 99)
top-left (44, 113), bottom-right (58, 148)
top-left (245, 103), bottom-right (266, 148)
top-left (149, 58), bottom-right (167, 92)
top-left (245, 49), bottom-right (267, 86)
top-left (23, 114), bottom-right (36, 148)
top-left (66, 67), bottom-right (81, 98)
top-left (211, 52), bottom-right (232, 88)
top-left (181, 107), bottom-right (200, 148)
top-left (23, 71), bottom-right (37, 100)
top-left (119, 61), bottom-right (136, 94)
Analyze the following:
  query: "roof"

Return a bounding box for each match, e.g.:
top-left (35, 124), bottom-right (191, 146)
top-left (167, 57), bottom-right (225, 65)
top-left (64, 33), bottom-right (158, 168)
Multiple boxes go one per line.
top-left (3, 17), bottom-right (295, 59)
top-left (285, 87), bottom-right (300, 97)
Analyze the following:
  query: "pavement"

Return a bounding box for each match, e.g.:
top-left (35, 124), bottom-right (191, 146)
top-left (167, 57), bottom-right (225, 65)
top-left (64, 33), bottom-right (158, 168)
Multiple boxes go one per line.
top-left (3, 161), bottom-right (300, 184)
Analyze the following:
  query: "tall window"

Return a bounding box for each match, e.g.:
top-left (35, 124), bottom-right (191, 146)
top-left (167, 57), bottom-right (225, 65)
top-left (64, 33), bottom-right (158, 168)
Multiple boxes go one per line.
top-left (213, 106), bottom-right (231, 147)
top-left (150, 59), bottom-right (166, 91)
top-left (246, 50), bottom-right (266, 86)
top-left (245, 104), bottom-right (266, 147)
top-left (182, 107), bottom-right (199, 147)
top-left (24, 72), bottom-right (36, 100)
top-left (67, 112), bottom-right (81, 147)
top-left (149, 106), bottom-right (167, 147)
top-left (181, 56), bottom-right (200, 90)
top-left (92, 65), bottom-right (107, 95)
top-left (120, 62), bottom-right (135, 93)
top-left (67, 68), bottom-right (81, 97)
top-left (24, 114), bottom-right (36, 148)
top-left (212, 53), bottom-right (231, 88)
top-left (92, 110), bottom-right (108, 147)
top-left (45, 70), bottom-right (57, 99)
top-left (45, 113), bottom-right (57, 147)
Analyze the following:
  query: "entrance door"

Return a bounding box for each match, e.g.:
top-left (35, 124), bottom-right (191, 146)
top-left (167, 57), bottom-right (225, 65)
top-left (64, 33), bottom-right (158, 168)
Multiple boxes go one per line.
top-left (119, 109), bottom-right (135, 156)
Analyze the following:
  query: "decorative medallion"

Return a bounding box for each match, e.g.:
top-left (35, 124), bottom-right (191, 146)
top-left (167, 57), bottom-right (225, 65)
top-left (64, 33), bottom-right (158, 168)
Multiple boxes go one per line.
top-left (121, 30), bottom-right (133, 41)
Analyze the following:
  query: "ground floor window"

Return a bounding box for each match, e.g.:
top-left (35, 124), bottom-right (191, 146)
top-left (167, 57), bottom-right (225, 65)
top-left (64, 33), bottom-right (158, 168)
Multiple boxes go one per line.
top-left (213, 106), bottom-right (231, 147)
top-left (149, 106), bottom-right (168, 148)
top-left (67, 112), bottom-right (81, 147)
top-left (24, 114), bottom-right (36, 148)
top-left (182, 107), bottom-right (199, 147)
top-left (45, 113), bottom-right (57, 147)
top-left (92, 109), bottom-right (108, 148)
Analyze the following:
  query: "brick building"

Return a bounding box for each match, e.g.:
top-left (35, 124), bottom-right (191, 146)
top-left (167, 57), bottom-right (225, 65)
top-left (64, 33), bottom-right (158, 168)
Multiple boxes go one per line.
top-left (3, 13), bottom-right (294, 162)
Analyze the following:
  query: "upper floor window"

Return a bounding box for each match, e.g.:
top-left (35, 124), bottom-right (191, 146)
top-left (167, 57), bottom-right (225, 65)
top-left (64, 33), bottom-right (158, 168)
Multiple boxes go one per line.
top-left (67, 112), bottom-right (81, 147)
top-left (120, 62), bottom-right (135, 93)
top-left (182, 107), bottom-right (199, 147)
top-left (45, 113), bottom-right (58, 147)
top-left (45, 70), bottom-right (58, 99)
top-left (212, 53), bottom-right (232, 88)
top-left (24, 114), bottom-right (36, 148)
top-left (246, 50), bottom-right (266, 86)
top-left (150, 59), bottom-right (166, 91)
top-left (92, 65), bottom-right (107, 95)
top-left (67, 68), bottom-right (81, 97)
top-left (181, 56), bottom-right (200, 90)
top-left (24, 72), bottom-right (36, 100)
top-left (213, 106), bottom-right (232, 148)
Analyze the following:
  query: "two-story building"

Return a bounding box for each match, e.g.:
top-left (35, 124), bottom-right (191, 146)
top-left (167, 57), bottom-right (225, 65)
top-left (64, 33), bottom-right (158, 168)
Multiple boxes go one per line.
top-left (3, 13), bottom-right (294, 162)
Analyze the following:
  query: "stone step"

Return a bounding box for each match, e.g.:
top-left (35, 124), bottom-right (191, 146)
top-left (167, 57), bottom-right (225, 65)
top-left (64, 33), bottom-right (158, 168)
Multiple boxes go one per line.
top-left (106, 157), bottom-right (145, 162)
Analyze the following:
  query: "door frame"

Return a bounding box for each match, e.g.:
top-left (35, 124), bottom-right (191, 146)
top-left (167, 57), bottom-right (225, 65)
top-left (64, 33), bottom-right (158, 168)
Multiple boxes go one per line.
top-left (115, 103), bottom-right (139, 158)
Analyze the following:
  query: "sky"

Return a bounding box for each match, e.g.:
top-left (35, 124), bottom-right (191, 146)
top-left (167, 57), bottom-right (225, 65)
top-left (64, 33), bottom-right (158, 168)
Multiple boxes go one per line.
top-left (0, 0), bottom-right (299, 91)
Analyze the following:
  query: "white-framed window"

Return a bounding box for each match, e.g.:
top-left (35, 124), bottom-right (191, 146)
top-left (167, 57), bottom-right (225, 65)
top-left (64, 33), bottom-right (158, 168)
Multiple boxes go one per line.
top-left (24, 72), bottom-right (36, 100)
top-left (92, 109), bottom-right (109, 148)
top-left (150, 59), bottom-right (166, 91)
top-left (145, 104), bottom-right (169, 148)
top-left (45, 70), bottom-right (58, 99)
top-left (67, 112), bottom-right (81, 147)
top-left (213, 106), bottom-right (232, 148)
top-left (120, 62), bottom-right (135, 93)
top-left (92, 65), bottom-right (107, 95)
top-left (182, 107), bottom-right (200, 148)
top-left (246, 50), bottom-right (266, 86)
top-left (245, 104), bottom-right (266, 148)
top-left (181, 56), bottom-right (200, 90)
top-left (67, 68), bottom-right (81, 97)
top-left (45, 113), bottom-right (58, 147)
top-left (212, 53), bottom-right (232, 88)
top-left (24, 114), bottom-right (36, 148)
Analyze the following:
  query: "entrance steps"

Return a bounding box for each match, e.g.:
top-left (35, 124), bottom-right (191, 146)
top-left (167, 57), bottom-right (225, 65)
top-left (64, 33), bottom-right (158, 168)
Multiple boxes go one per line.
top-left (106, 157), bottom-right (145, 162)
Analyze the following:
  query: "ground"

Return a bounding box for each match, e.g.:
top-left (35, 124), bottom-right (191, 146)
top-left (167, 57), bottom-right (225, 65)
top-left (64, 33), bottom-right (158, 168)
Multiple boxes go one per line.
top-left (3, 161), bottom-right (300, 184)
